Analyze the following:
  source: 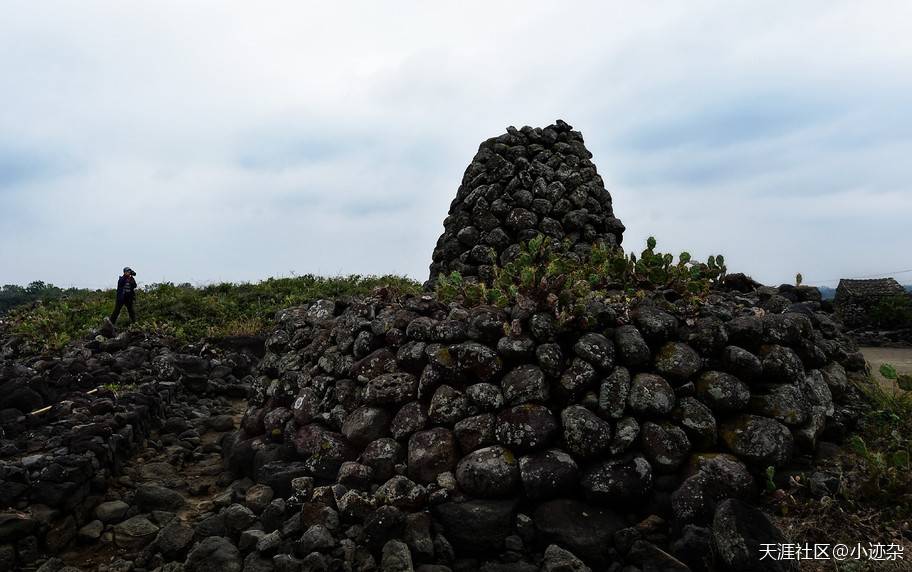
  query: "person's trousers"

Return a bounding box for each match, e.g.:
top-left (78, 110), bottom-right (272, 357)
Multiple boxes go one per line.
top-left (111, 298), bottom-right (135, 325)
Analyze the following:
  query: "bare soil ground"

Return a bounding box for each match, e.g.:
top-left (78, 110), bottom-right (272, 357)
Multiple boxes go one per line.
top-left (861, 347), bottom-right (912, 385)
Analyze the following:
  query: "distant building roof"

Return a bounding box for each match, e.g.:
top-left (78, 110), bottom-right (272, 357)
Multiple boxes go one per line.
top-left (835, 277), bottom-right (905, 298)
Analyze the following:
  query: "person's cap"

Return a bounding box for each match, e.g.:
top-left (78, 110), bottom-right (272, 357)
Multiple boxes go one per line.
top-left (123, 267), bottom-right (136, 276)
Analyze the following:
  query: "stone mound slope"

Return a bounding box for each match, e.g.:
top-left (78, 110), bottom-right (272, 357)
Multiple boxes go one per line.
top-left (221, 122), bottom-right (868, 572)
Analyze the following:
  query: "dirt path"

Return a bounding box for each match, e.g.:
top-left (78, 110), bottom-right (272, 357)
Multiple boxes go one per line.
top-left (861, 346), bottom-right (912, 389)
top-left (57, 397), bottom-right (247, 571)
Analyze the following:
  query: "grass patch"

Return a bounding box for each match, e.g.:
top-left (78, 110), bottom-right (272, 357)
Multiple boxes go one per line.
top-left (774, 364), bottom-right (912, 567)
top-left (7, 274), bottom-right (421, 350)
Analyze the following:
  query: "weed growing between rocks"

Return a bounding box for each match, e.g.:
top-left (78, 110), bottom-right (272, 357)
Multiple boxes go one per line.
top-left (435, 235), bottom-right (727, 323)
top-left (770, 364), bottom-right (912, 569)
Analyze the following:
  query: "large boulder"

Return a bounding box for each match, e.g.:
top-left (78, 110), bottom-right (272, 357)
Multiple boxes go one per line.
top-left (533, 499), bottom-right (625, 564)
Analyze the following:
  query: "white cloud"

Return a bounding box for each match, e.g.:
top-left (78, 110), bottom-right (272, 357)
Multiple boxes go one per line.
top-left (1, 1), bottom-right (910, 288)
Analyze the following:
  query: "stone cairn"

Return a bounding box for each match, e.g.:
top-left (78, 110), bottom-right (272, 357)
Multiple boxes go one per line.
top-left (227, 121), bottom-right (869, 571)
top-left (428, 119), bottom-right (624, 287)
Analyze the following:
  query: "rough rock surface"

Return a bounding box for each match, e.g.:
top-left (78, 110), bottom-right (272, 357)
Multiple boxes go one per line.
top-left (427, 120), bottom-right (624, 286)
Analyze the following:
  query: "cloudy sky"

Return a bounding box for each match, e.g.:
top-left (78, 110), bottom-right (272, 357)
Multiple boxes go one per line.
top-left (2, 1), bottom-right (911, 289)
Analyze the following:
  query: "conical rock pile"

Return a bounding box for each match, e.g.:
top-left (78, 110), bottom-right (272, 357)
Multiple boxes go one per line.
top-left (226, 122), bottom-right (867, 570)
top-left (428, 120), bottom-right (624, 286)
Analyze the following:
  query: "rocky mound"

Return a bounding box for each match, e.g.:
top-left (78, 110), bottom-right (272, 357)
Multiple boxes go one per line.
top-left (0, 121), bottom-right (873, 572)
top-left (211, 121), bottom-right (870, 571)
top-left (226, 290), bottom-right (865, 569)
top-left (428, 120), bottom-right (624, 286)
top-left (0, 330), bottom-right (260, 570)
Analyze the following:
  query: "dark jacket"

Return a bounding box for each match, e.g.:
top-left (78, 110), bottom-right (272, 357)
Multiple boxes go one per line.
top-left (116, 275), bottom-right (137, 302)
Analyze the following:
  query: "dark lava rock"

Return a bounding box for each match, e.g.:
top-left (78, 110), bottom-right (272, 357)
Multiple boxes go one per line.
top-left (639, 421), bottom-right (691, 473)
top-left (580, 455), bottom-right (653, 507)
top-left (185, 535), bottom-right (243, 572)
top-left (428, 384), bottom-right (470, 426)
top-left (573, 333), bottom-right (615, 370)
top-left (712, 499), bottom-right (798, 571)
top-left (633, 307), bottom-right (678, 344)
top-left (628, 373), bottom-right (676, 416)
top-left (723, 346), bottom-right (763, 382)
top-left (495, 404), bottom-right (559, 453)
top-left (365, 373), bottom-right (419, 405)
top-left (654, 342), bottom-right (702, 382)
top-left (408, 428), bottom-right (457, 483)
top-left (342, 406), bottom-right (392, 447)
top-left (433, 498), bottom-right (519, 554)
top-left (363, 438), bottom-right (404, 482)
top-left (694, 371), bottom-right (750, 414)
top-left (454, 413), bottom-right (496, 453)
top-left (671, 454), bottom-right (756, 524)
top-left (599, 367), bottom-right (631, 419)
top-left (749, 385), bottom-right (808, 426)
top-left (518, 449), bottom-right (579, 500)
top-left (136, 484), bottom-right (186, 511)
top-left (533, 499), bottom-right (625, 564)
top-left (560, 405), bottom-right (612, 458)
top-left (502, 365), bottom-right (549, 405)
top-left (760, 346), bottom-right (804, 384)
top-left (720, 415), bottom-right (793, 468)
top-left (614, 325), bottom-right (651, 367)
top-left (390, 401), bottom-right (428, 440)
top-left (671, 397), bottom-right (717, 449)
top-left (456, 445), bottom-right (519, 498)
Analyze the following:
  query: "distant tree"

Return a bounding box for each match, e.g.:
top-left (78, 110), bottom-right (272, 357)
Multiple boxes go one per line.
top-left (0, 282), bottom-right (87, 315)
top-left (871, 294), bottom-right (912, 329)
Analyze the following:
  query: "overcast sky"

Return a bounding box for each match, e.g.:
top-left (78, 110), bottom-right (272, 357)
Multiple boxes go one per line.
top-left (2, 1), bottom-right (911, 289)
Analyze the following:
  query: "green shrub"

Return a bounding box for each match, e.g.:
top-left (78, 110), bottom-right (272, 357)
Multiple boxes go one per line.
top-left (847, 364), bottom-right (912, 503)
top-left (870, 294), bottom-right (912, 328)
top-left (0, 282), bottom-right (94, 315)
top-left (8, 274), bottom-right (421, 350)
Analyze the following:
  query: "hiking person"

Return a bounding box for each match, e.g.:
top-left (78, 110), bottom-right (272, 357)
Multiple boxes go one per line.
top-left (110, 267), bottom-right (137, 325)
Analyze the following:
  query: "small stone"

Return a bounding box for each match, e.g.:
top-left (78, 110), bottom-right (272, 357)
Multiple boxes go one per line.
top-left (185, 536), bottom-right (242, 572)
top-left (380, 539), bottom-right (414, 572)
top-left (501, 365), bottom-right (549, 405)
top-left (614, 325), bottom-right (651, 367)
top-left (298, 524), bottom-right (336, 554)
top-left (628, 373), bottom-right (675, 415)
top-left (654, 343), bottom-right (702, 382)
top-left (456, 445), bottom-right (519, 498)
top-left (245, 484), bottom-right (275, 514)
top-left (77, 520), bottom-right (103, 542)
top-left (428, 385), bottom-right (469, 426)
top-left (573, 333), bottom-right (615, 370)
top-left (599, 367), bottom-right (631, 419)
top-left (113, 516), bottom-right (159, 550)
top-left (495, 404), bottom-right (559, 453)
top-left (518, 449), bottom-right (578, 500)
top-left (135, 484), bottom-right (186, 511)
top-left (95, 500), bottom-right (130, 524)
top-left (720, 415), bottom-right (793, 467)
top-left (407, 428), bottom-right (457, 484)
top-left (560, 406), bottom-right (612, 458)
top-left (712, 499), bottom-right (798, 572)
top-left (694, 371), bottom-right (750, 413)
top-left (639, 421), bottom-right (691, 472)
